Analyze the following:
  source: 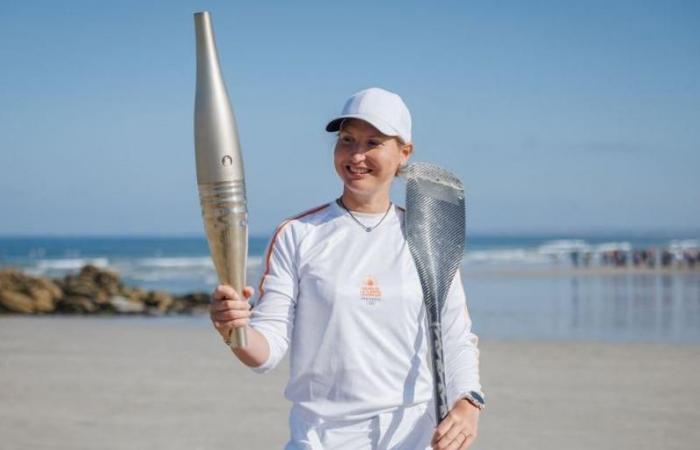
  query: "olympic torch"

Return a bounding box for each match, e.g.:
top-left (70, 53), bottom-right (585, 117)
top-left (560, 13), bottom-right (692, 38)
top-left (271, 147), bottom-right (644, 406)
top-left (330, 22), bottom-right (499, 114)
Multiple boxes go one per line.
top-left (194, 11), bottom-right (248, 348)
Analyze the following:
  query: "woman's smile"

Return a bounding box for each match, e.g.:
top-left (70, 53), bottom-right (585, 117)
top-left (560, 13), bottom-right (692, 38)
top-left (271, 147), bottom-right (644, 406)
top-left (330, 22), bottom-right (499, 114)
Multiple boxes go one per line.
top-left (346, 165), bottom-right (372, 176)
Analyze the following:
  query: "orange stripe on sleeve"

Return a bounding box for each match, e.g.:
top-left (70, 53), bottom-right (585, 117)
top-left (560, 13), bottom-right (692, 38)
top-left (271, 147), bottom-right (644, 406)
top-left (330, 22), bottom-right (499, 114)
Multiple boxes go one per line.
top-left (257, 203), bottom-right (330, 297)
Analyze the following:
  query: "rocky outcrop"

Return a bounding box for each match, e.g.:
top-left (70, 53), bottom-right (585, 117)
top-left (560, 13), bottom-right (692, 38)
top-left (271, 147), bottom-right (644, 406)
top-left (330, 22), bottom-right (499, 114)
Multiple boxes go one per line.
top-left (0, 290), bottom-right (36, 314)
top-left (0, 265), bottom-right (210, 315)
top-left (0, 269), bottom-right (62, 313)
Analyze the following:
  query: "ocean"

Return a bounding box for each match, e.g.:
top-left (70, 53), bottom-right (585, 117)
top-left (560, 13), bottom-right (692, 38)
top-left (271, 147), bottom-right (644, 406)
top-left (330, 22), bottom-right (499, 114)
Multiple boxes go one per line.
top-left (1, 234), bottom-right (699, 343)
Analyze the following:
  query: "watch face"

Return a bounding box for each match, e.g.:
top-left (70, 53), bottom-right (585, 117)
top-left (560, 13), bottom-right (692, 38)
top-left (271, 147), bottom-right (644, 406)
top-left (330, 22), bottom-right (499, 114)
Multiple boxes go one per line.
top-left (470, 391), bottom-right (485, 405)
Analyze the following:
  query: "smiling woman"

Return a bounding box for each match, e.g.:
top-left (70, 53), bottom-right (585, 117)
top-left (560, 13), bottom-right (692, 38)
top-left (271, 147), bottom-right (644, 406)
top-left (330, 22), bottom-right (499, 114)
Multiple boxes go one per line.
top-left (208, 87), bottom-right (484, 450)
top-left (333, 118), bottom-right (413, 213)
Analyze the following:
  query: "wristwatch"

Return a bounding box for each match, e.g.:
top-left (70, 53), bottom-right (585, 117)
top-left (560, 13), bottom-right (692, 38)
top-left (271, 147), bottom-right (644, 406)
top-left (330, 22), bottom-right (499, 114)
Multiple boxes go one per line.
top-left (460, 391), bottom-right (486, 410)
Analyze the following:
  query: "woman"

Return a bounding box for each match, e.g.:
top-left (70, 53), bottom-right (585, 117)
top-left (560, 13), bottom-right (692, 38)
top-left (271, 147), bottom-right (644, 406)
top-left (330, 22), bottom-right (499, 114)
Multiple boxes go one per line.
top-left (210, 87), bottom-right (484, 449)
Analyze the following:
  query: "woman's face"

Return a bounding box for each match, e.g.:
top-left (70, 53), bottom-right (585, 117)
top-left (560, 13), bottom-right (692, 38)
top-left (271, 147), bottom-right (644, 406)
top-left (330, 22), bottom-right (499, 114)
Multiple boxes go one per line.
top-left (333, 119), bottom-right (412, 201)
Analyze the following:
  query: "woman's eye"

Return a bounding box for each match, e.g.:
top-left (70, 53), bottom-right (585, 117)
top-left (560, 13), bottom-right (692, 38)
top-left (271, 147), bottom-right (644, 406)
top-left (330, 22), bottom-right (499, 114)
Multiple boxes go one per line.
top-left (368, 140), bottom-right (381, 148)
top-left (340, 136), bottom-right (353, 144)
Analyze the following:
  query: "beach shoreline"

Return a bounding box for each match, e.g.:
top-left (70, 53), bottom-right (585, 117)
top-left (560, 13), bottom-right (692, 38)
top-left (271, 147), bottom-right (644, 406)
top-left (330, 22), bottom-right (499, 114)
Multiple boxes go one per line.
top-left (2, 263), bottom-right (698, 317)
top-left (1, 316), bottom-right (698, 449)
top-left (462, 265), bottom-right (700, 278)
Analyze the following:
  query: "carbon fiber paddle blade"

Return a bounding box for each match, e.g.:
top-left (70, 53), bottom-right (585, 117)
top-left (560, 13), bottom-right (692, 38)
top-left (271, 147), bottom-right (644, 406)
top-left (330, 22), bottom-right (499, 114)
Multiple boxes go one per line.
top-left (401, 162), bottom-right (466, 422)
top-left (403, 162), bottom-right (466, 312)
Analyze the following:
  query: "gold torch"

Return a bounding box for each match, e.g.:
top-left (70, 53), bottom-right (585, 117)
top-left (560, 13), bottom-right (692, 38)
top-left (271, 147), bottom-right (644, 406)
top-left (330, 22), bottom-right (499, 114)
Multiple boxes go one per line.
top-left (193, 11), bottom-right (247, 348)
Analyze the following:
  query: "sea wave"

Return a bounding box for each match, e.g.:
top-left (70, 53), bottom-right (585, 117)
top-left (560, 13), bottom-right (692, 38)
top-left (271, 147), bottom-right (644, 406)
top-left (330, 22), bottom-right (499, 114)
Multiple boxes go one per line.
top-left (537, 239), bottom-right (591, 255)
top-left (126, 256), bottom-right (264, 269)
top-left (113, 256), bottom-right (264, 283)
top-left (135, 257), bottom-right (214, 269)
top-left (22, 255), bottom-right (264, 287)
top-left (34, 257), bottom-right (110, 271)
top-left (461, 240), bottom-right (643, 266)
top-left (464, 249), bottom-right (549, 265)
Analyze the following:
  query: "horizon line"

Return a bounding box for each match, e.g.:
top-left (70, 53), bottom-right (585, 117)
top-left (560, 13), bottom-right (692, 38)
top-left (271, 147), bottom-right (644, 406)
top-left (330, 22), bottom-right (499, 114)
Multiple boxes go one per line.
top-left (1, 228), bottom-right (699, 240)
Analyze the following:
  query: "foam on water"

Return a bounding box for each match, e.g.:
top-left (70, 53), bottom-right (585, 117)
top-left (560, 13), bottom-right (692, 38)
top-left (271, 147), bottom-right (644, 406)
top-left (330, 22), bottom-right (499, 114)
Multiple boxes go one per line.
top-left (461, 240), bottom-right (636, 267)
top-left (465, 248), bottom-right (549, 265)
top-left (136, 257), bottom-right (214, 268)
top-left (33, 257), bottom-right (110, 272)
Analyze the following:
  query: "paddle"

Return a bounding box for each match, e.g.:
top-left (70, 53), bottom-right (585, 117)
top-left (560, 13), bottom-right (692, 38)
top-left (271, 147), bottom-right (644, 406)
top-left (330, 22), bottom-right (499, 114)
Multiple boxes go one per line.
top-left (401, 162), bottom-right (466, 422)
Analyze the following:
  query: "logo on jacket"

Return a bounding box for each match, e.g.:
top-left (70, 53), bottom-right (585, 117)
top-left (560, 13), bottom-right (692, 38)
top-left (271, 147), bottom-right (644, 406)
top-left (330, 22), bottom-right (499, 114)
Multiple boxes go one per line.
top-left (360, 276), bottom-right (382, 305)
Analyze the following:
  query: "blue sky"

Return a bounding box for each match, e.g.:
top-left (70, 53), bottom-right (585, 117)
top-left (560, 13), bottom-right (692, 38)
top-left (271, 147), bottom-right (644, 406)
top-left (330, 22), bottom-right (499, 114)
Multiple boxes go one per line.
top-left (0, 0), bottom-right (698, 236)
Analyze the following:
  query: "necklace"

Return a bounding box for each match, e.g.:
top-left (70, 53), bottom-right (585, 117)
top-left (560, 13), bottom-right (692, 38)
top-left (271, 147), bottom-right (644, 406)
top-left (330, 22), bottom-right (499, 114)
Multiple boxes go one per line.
top-left (336, 198), bottom-right (393, 232)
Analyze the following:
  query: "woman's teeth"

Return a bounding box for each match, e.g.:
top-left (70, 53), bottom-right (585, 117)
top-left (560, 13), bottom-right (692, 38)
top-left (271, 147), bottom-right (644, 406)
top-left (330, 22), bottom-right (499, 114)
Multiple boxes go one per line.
top-left (348, 166), bottom-right (370, 174)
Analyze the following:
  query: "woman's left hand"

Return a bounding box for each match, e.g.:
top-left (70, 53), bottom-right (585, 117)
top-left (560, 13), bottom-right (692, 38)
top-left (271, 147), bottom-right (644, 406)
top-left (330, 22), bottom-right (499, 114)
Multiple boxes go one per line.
top-left (431, 399), bottom-right (480, 449)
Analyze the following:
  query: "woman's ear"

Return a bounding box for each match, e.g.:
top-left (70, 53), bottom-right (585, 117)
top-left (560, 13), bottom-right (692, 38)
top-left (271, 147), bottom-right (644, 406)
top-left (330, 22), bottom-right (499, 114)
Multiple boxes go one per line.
top-left (401, 142), bottom-right (414, 165)
top-left (396, 143), bottom-right (413, 176)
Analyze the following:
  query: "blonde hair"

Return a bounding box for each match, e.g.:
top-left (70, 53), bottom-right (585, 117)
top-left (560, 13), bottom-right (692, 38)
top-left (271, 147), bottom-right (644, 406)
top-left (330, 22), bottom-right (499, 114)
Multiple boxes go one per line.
top-left (337, 118), bottom-right (407, 146)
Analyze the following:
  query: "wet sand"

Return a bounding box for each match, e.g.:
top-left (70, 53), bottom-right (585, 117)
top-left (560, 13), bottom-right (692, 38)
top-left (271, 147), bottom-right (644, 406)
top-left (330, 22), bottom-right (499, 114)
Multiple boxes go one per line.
top-left (461, 265), bottom-right (700, 279)
top-left (1, 316), bottom-right (699, 449)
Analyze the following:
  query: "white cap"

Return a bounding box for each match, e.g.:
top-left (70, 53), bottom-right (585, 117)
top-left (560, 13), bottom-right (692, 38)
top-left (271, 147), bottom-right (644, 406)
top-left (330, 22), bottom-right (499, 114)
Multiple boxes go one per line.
top-left (325, 87), bottom-right (412, 143)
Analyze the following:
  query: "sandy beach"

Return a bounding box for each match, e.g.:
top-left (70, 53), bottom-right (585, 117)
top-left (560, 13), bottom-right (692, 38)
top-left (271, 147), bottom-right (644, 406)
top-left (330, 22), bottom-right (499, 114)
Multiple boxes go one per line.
top-left (1, 316), bottom-right (699, 450)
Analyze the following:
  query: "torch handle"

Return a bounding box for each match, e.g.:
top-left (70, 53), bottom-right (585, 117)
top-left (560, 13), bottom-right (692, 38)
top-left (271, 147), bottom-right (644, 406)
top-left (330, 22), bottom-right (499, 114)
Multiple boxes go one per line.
top-left (230, 327), bottom-right (248, 348)
top-left (199, 180), bottom-right (249, 349)
top-left (224, 269), bottom-right (248, 349)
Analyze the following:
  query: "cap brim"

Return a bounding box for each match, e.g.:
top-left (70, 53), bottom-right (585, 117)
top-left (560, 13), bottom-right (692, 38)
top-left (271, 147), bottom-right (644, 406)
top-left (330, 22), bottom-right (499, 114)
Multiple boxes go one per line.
top-left (325, 114), bottom-right (401, 140)
top-left (325, 117), bottom-right (345, 133)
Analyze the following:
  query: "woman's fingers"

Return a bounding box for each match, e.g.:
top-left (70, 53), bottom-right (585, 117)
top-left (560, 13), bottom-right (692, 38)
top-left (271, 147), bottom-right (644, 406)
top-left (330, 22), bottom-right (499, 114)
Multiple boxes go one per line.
top-left (433, 421), bottom-right (460, 449)
top-left (211, 312), bottom-right (251, 337)
top-left (211, 299), bottom-right (250, 312)
top-left (212, 285), bottom-right (255, 301)
top-left (214, 318), bottom-right (250, 329)
top-left (432, 414), bottom-right (477, 450)
top-left (211, 308), bottom-right (252, 321)
top-left (210, 285), bottom-right (255, 338)
top-left (460, 433), bottom-right (476, 449)
top-left (212, 284), bottom-right (236, 300)
top-left (441, 427), bottom-right (462, 448)
top-left (432, 416), bottom-right (453, 445)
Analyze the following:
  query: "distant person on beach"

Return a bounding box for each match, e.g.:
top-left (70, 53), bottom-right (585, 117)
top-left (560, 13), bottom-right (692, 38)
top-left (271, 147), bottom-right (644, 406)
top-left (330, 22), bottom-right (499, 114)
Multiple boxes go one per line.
top-left (209, 87), bottom-right (483, 449)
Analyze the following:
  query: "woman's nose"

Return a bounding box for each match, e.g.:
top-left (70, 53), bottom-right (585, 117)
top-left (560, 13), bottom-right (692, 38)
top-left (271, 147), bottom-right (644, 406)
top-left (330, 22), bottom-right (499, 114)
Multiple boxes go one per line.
top-left (350, 149), bottom-right (366, 162)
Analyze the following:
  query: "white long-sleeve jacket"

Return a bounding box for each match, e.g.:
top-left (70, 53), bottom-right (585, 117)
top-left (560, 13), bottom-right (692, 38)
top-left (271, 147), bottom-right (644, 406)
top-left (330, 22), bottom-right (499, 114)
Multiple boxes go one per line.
top-left (249, 201), bottom-right (481, 420)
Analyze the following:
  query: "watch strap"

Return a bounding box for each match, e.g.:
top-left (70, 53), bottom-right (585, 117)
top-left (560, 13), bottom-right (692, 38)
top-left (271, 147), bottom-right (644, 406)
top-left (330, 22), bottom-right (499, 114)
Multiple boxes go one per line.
top-left (460, 390), bottom-right (486, 410)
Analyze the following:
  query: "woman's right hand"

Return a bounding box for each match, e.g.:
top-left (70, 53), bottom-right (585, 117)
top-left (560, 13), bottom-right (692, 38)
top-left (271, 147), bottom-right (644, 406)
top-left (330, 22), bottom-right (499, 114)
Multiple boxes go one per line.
top-left (209, 285), bottom-right (254, 342)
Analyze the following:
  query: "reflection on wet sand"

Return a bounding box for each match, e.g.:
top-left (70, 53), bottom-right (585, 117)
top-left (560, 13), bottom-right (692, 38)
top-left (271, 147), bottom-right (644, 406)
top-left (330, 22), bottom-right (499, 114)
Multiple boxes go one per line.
top-left (465, 271), bottom-right (700, 343)
top-left (571, 273), bottom-right (700, 341)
